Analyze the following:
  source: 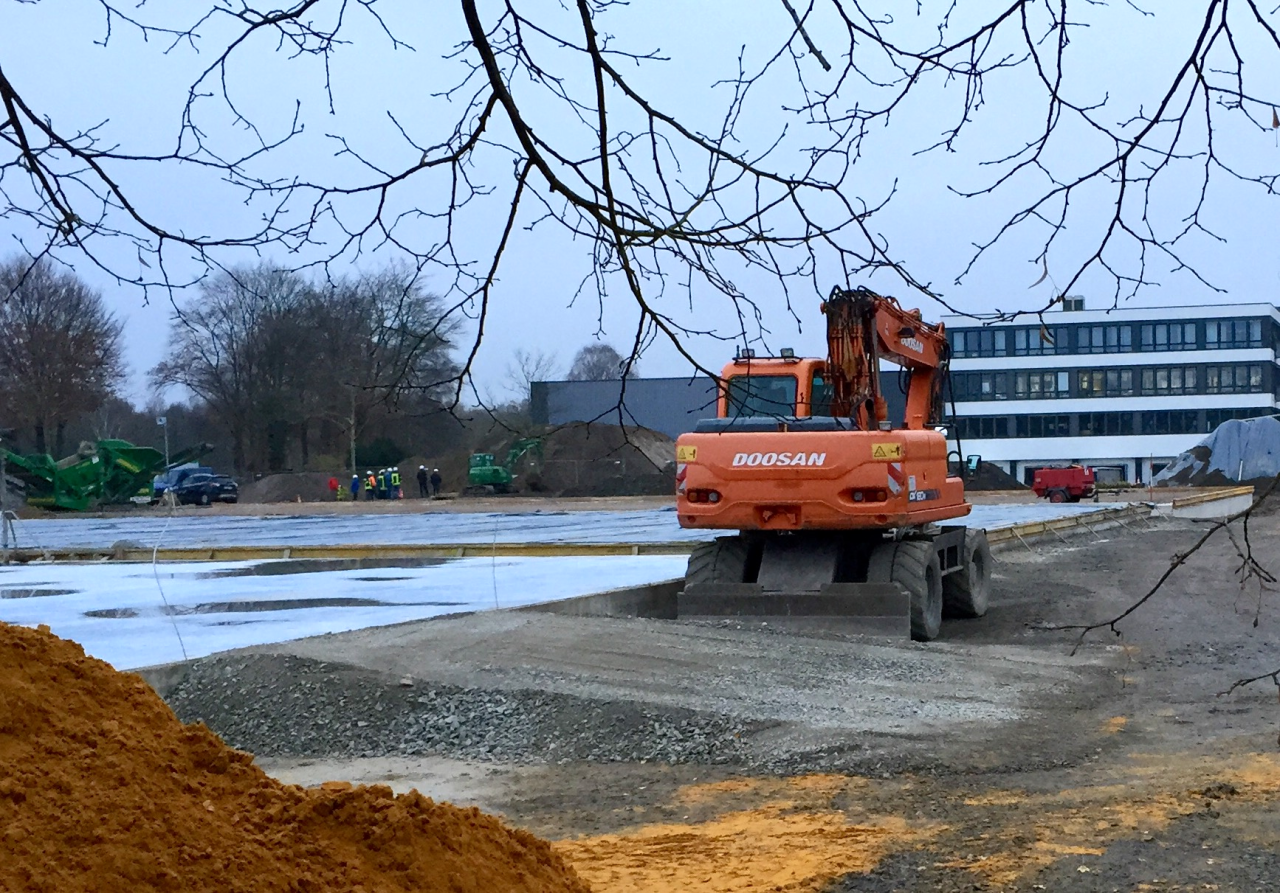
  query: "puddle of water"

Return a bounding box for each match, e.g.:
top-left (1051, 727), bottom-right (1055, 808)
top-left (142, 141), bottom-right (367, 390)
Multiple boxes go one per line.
top-left (351, 576), bottom-right (415, 582)
top-left (85, 607), bottom-right (139, 618)
top-left (164, 597), bottom-right (390, 614)
top-left (2, 588), bottom-right (78, 599)
top-left (198, 558), bottom-right (447, 579)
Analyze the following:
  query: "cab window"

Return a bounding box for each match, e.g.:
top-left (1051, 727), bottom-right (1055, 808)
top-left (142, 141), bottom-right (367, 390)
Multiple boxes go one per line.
top-left (810, 373), bottom-right (834, 416)
top-left (725, 374), bottom-right (798, 417)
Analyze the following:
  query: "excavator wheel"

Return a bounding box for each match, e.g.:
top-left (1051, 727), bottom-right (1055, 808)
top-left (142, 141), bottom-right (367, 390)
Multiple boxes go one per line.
top-left (867, 539), bottom-right (942, 642)
top-left (942, 529), bottom-right (991, 619)
top-left (685, 536), bottom-right (751, 586)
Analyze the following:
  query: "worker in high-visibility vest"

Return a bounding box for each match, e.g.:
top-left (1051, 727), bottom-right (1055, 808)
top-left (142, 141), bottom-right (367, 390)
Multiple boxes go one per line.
top-left (364, 471), bottom-right (377, 500)
top-left (390, 467), bottom-right (402, 499)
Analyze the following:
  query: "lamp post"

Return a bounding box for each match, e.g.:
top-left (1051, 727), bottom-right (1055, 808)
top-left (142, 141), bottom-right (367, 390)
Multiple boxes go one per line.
top-left (157, 416), bottom-right (170, 468)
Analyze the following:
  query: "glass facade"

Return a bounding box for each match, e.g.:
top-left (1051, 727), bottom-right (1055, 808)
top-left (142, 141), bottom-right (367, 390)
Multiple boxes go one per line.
top-left (949, 317), bottom-right (1273, 359)
top-left (952, 407), bottom-right (1269, 440)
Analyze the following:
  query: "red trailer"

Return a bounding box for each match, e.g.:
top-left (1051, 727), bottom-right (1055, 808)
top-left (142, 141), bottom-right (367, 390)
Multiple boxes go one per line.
top-left (1031, 465), bottom-right (1096, 503)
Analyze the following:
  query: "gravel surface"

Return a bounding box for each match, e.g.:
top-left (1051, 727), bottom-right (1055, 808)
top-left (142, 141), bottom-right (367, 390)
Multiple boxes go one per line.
top-left (167, 653), bottom-right (755, 767)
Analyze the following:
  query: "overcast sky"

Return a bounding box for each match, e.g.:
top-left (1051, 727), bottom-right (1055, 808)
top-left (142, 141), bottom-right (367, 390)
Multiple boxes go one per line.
top-left (4, 1), bottom-right (1280, 405)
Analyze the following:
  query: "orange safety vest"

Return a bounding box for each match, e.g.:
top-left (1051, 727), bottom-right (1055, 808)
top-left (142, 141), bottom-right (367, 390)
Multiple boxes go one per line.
top-left (365, 474), bottom-right (376, 490)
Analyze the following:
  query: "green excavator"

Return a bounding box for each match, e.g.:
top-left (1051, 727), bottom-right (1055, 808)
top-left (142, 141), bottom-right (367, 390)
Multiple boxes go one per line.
top-left (465, 437), bottom-right (543, 495)
top-left (1, 439), bottom-right (214, 511)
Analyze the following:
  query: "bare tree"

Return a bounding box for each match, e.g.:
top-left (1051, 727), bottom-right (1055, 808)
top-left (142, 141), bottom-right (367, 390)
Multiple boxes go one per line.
top-left (567, 343), bottom-right (631, 381)
top-left (0, 257), bottom-right (125, 455)
top-left (505, 349), bottom-right (560, 401)
top-left (151, 262), bottom-right (457, 472)
top-left (6, 3), bottom-right (1279, 390)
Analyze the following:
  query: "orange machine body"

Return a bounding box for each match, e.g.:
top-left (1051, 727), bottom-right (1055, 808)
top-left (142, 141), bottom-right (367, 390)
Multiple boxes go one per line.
top-left (675, 288), bottom-right (970, 532)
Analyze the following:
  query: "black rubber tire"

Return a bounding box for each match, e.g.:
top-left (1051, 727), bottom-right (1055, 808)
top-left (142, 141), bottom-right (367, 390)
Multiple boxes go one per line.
top-left (199, 492), bottom-right (210, 506)
top-left (943, 529), bottom-right (992, 619)
top-left (1048, 489), bottom-right (1067, 503)
top-left (685, 536), bottom-right (751, 586)
top-left (867, 539), bottom-right (943, 642)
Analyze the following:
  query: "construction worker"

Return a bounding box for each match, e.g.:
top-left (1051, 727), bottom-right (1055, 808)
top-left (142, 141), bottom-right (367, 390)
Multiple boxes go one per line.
top-left (376, 468), bottom-right (387, 500)
top-left (390, 466), bottom-right (402, 499)
top-left (350, 474), bottom-right (360, 501)
top-left (430, 468), bottom-right (442, 497)
top-left (364, 470), bottom-right (376, 500)
top-left (417, 465), bottom-right (429, 498)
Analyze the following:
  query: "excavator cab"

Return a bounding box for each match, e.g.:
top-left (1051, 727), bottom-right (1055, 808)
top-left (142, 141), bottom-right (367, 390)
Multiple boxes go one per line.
top-left (674, 287), bottom-right (990, 641)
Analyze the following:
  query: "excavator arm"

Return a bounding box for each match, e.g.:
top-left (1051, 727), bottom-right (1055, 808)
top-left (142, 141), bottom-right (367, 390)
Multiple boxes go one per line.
top-left (822, 286), bottom-right (950, 432)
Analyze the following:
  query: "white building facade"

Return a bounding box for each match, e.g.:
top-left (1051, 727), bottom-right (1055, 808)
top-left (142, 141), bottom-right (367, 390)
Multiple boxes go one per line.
top-left (943, 303), bottom-right (1280, 485)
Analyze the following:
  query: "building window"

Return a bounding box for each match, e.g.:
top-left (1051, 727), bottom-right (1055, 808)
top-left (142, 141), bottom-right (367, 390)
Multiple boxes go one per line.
top-left (1104, 369), bottom-right (1135, 396)
top-left (955, 416), bottom-right (1009, 439)
top-left (1205, 364), bottom-right (1263, 394)
top-left (1139, 366), bottom-right (1198, 396)
top-left (1206, 319), bottom-right (1263, 350)
top-left (1079, 413), bottom-right (1134, 436)
top-left (1205, 408), bottom-right (1268, 431)
top-left (1140, 322), bottom-right (1197, 351)
top-left (1142, 410), bottom-right (1200, 435)
top-left (1013, 370), bottom-right (1070, 399)
top-left (1015, 414), bottom-right (1071, 437)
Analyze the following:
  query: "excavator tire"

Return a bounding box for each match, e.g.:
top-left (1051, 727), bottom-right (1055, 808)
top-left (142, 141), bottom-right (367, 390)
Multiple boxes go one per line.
top-left (685, 536), bottom-right (751, 586)
top-left (943, 529), bottom-right (991, 619)
top-left (867, 539), bottom-right (942, 642)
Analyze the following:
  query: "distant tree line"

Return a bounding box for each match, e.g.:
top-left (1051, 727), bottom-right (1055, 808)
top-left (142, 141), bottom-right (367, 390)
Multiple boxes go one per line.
top-left (151, 263), bottom-right (460, 473)
top-left (0, 257), bottom-right (465, 473)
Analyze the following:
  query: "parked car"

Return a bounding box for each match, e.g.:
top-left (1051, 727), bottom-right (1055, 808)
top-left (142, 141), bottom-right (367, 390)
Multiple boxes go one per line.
top-left (173, 473), bottom-right (239, 506)
top-left (153, 464), bottom-right (214, 502)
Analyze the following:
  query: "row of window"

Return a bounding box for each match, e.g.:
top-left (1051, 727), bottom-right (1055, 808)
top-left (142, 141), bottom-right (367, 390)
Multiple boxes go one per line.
top-left (951, 364), bottom-right (1268, 401)
top-left (949, 318), bottom-right (1270, 358)
top-left (951, 408), bottom-right (1271, 440)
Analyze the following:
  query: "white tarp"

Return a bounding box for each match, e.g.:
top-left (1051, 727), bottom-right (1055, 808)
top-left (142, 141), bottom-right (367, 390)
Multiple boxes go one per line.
top-left (0, 556), bottom-right (686, 670)
top-left (8, 503), bottom-right (1112, 552)
top-left (1153, 415), bottom-right (1280, 485)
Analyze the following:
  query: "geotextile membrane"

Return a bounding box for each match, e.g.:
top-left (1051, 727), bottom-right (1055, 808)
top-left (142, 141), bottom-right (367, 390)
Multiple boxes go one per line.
top-left (0, 622), bottom-right (589, 893)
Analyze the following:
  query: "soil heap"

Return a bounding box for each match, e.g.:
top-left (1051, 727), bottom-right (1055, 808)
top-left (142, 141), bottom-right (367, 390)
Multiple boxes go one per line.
top-left (0, 622), bottom-right (590, 893)
top-left (1153, 415), bottom-right (1280, 486)
top-left (238, 472), bottom-right (340, 504)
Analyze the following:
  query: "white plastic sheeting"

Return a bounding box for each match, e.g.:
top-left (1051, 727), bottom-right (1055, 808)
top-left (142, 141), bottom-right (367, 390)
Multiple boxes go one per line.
top-left (1153, 415), bottom-right (1280, 485)
top-left (9, 503), bottom-right (1111, 552)
top-left (0, 556), bottom-right (687, 670)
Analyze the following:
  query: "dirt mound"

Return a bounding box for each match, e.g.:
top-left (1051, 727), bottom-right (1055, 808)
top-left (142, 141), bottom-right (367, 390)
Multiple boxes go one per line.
top-left (428, 423), bottom-right (676, 498)
top-left (539, 422), bottom-right (674, 497)
top-left (0, 622), bottom-right (589, 893)
top-left (239, 472), bottom-right (346, 504)
top-left (1154, 416), bottom-right (1280, 486)
top-left (959, 461), bottom-right (1028, 491)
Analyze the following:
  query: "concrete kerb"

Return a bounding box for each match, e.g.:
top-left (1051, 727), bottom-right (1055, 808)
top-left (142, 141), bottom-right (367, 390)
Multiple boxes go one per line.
top-left (984, 503), bottom-right (1153, 552)
top-left (1162, 486), bottom-right (1255, 520)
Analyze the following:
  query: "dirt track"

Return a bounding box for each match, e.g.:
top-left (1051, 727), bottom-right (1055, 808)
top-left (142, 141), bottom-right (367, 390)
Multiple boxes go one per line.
top-left (167, 513), bottom-right (1280, 892)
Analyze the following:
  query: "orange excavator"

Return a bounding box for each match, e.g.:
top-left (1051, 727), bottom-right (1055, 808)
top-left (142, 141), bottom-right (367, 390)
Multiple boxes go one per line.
top-left (674, 285), bottom-right (991, 640)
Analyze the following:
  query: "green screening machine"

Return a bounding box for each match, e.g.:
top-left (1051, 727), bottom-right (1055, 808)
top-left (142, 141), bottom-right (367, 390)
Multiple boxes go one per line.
top-left (0, 439), bottom-right (213, 511)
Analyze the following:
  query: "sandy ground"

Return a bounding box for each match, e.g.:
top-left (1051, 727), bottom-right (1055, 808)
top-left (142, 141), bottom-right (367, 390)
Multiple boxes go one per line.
top-left (162, 510), bottom-right (1280, 892)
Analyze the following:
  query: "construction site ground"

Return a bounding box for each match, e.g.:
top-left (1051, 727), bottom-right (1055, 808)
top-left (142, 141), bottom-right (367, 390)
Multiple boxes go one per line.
top-left (154, 509), bottom-right (1280, 892)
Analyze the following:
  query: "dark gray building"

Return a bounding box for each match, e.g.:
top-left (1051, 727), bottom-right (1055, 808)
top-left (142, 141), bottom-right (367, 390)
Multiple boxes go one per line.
top-left (530, 376), bottom-right (717, 439)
